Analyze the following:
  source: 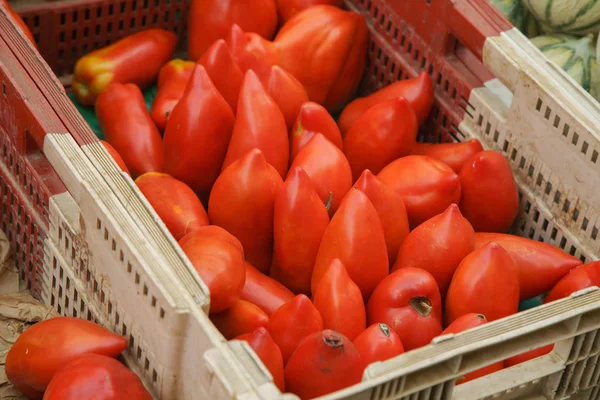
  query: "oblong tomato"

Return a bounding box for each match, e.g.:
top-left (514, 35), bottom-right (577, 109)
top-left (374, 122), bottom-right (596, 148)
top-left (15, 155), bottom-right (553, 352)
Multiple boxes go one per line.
top-left (353, 323), bottom-right (404, 372)
top-left (151, 59), bottom-right (195, 131)
top-left (241, 261), bottom-right (294, 316)
top-left (210, 299), bottom-right (269, 340)
top-left (544, 261), bottom-right (600, 304)
top-left (410, 139), bottom-right (484, 174)
top-left (236, 328), bottom-right (285, 392)
top-left (264, 66), bottom-right (309, 131)
top-left (290, 101), bottom-right (343, 161)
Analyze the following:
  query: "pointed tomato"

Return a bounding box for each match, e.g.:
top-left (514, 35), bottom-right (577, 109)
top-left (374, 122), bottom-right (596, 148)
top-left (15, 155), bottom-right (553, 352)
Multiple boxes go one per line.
top-left (474, 233), bottom-right (582, 300)
top-left (226, 24), bottom-right (280, 82)
top-left (392, 204), bottom-right (475, 297)
top-left (222, 70), bottom-right (289, 178)
top-left (284, 330), bottom-right (362, 399)
top-left (411, 139), bottom-right (484, 174)
top-left (344, 98), bottom-right (418, 180)
top-left (236, 328), bottom-right (285, 392)
top-left (446, 242), bottom-right (520, 325)
top-left (151, 59), bottom-right (195, 131)
top-left (354, 169), bottom-right (409, 266)
top-left (198, 39), bottom-right (244, 113)
top-left (163, 65), bottom-right (235, 196)
top-left (209, 149), bottom-right (283, 273)
top-left (267, 294), bottom-right (323, 364)
top-left (367, 267), bottom-right (442, 351)
top-left (211, 300), bottom-right (269, 340)
top-left (338, 71), bottom-right (434, 135)
top-left (241, 261), bottom-right (294, 316)
top-left (290, 101), bottom-right (343, 160)
top-left (135, 172), bottom-right (209, 241)
top-left (264, 66), bottom-right (309, 131)
top-left (353, 323), bottom-right (404, 372)
top-left (311, 188), bottom-right (388, 299)
top-left (544, 261), bottom-right (600, 304)
top-left (458, 150), bottom-right (519, 233)
top-left (313, 259), bottom-right (367, 341)
top-left (377, 155), bottom-right (461, 229)
top-left (289, 133), bottom-right (352, 215)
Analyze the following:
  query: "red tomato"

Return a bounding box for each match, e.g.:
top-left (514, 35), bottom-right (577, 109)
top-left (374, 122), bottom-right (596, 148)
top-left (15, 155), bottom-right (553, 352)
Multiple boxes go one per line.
top-left (410, 139), bottom-right (484, 174)
top-left (313, 259), bottom-right (366, 341)
top-left (187, 0), bottom-right (278, 61)
top-left (236, 328), bottom-right (285, 392)
top-left (544, 261), bottom-right (600, 304)
top-left (210, 300), bottom-right (269, 340)
top-left (151, 59), bottom-right (195, 131)
top-left (271, 167), bottom-right (330, 294)
top-left (208, 149), bottom-right (283, 273)
top-left (241, 262), bottom-right (294, 316)
top-left (290, 101), bottom-right (343, 160)
top-left (353, 323), bottom-right (404, 371)
top-left (367, 268), bottom-right (443, 351)
top-left (100, 140), bottom-right (130, 175)
top-left (198, 39), bottom-right (244, 114)
top-left (222, 70), bottom-right (289, 178)
top-left (284, 330), bottom-right (362, 399)
top-left (504, 345), bottom-right (554, 368)
top-left (377, 155), bottom-right (461, 229)
top-left (475, 233), bottom-right (582, 300)
top-left (263, 66), bottom-right (309, 131)
top-left (289, 133), bottom-right (352, 216)
top-left (344, 98), bottom-right (418, 180)
top-left (42, 354), bottom-right (151, 400)
top-left (354, 169), bottom-right (410, 266)
top-left (135, 173), bottom-right (209, 241)
top-left (178, 226), bottom-right (245, 314)
top-left (276, 0), bottom-right (344, 23)
top-left (445, 242), bottom-right (520, 325)
top-left (267, 294), bottom-right (323, 364)
top-left (392, 204), bottom-right (475, 297)
top-left (311, 188), bottom-right (388, 300)
top-left (162, 65), bottom-right (235, 196)
top-left (226, 24), bottom-right (281, 82)
top-left (6, 317), bottom-right (127, 398)
top-left (458, 150), bottom-right (519, 233)
top-left (338, 71), bottom-right (434, 135)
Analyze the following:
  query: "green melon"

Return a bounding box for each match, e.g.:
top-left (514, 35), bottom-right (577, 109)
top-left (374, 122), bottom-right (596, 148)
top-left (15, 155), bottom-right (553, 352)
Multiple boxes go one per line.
top-left (490, 0), bottom-right (540, 37)
top-left (531, 33), bottom-right (600, 100)
top-left (523, 0), bottom-right (600, 35)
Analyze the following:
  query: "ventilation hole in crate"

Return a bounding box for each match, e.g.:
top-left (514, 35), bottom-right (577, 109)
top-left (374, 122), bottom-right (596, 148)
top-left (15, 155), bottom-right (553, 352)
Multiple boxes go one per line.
top-left (137, 346), bottom-right (142, 359)
top-left (544, 107), bottom-right (551, 119)
top-left (104, 228), bottom-right (108, 240)
top-left (118, 20), bottom-right (124, 31)
top-left (524, 201), bottom-right (531, 214)
top-left (86, 269), bottom-right (91, 282)
top-left (493, 130), bottom-right (500, 142)
top-left (65, 295), bottom-right (69, 310)
top-left (572, 209), bottom-right (580, 222)
top-left (538, 235), bottom-right (545, 242)
top-left (160, 308), bottom-right (165, 319)
top-left (73, 309), bottom-right (77, 317)
top-left (112, 239), bottom-right (116, 251)
top-left (536, 173), bottom-right (544, 186)
top-left (414, 49), bottom-right (420, 62)
top-left (570, 246), bottom-right (577, 256)
top-left (2, 82), bottom-right (5, 96)
top-left (28, 260), bottom-right (33, 273)
top-left (559, 237), bottom-right (567, 249)
top-left (135, 273), bottom-right (140, 285)
top-left (554, 115), bottom-right (560, 128)
top-left (101, 290), bottom-right (105, 303)
top-left (373, 5), bottom-right (379, 18)
top-left (572, 133), bottom-right (579, 146)
top-left (542, 219), bottom-right (549, 232)
top-left (130, 335), bottom-right (134, 348)
top-left (592, 150), bottom-right (599, 164)
top-left (563, 199), bottom-right (571, 213)
top-left (544, 182), bottom-right (552, 195)
top-left (528, 228), bottom-right (535, 239)
top-left (421, 57), bottom-right (428, 70)
top-left (96, 218), bottom-right (101, 230)
top-left (52, 276), bottom-right (56, 289)
top-left (428, 64), bottom-right (434, 75)
top-left (58, 284), bottom-right (63, 299)
top-left (582, 141), bottom-right (589, 155)
top-left (74, 288), bottom-right (78, 303)
top-left (60, 13), bottom-right (66, 25)
top-left (87, 310), bottom-right (92, 321)
top-left (107, 21), bottom-right (113, 32)
top-left (93, 279), bottom-right (98, 293)
top-left (123, 323), bottom-right (127, 336)
top-left (50, 294), bottom-right (55, 308)
top-left (59, 266), bottom-right (64, 280)
top-left (551, 228), bottom-right (558, 241)
top-left (563, 124), bottom-right (570, 137)
top-left (527, 165), bottom-right (534, 178)
top-left (592, 227), bottom-right (598, 240)
top-left (554, 191), bottom-right (561, 204)
top-left (536, 98), bottom-right (542, 111)
top-left (581, 255), bottom-right (587, 263)
top-left (127, 262), bottom-right (132, 273)
top-left (80, 259), bottom-right (85, 273)
top-left (519, 156), bottom-right (525, 169)
top-left (57, 304), bottom-right (62, 314)
top-left (533, 210), bottom-right (540, 223)
top-left (145, 358), bottom-right (150, 371)
top-left (379, 13), bottom-right (385, 27)
top-left (71, 246), bottom-right (75, 260)
top-left (115, 311), bottom-right (120, 326)
top-left (582, 218), bottom-right (589, 231)
top-left (143, 285), bottom-right (148, 296)
top-left (80, 298), bottom-right (85, 312)
top-left (15, 164), bottom-right (19, 178)
top-left (151, 296), bottom-right (157, 307)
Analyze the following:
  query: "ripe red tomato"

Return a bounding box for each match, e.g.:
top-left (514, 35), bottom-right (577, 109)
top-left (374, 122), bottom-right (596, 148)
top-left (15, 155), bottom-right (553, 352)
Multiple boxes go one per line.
top-left (367, 268), bottom-right (442, 351)
top-left (313, 259), bottom-right (366, 341)
top-left (236, 328), bottom-right (285, 392)
top-left (410, 139), bottom-right (484, 174)
top-left (392, 204), bottom-right (475, 297)
top-left (210, 300), bottom-right (269, 340)
top-left (267, 294), bottom-right (323, 364)
top-left (311, 188), bottom-right (388, 300)
top-left (353, 323), bottom-right (404, 371)
top-left (445, 242), bottom-right (520, 325)
top-left (263, 66), bottom-right (309, 131)
top-left (377, 155), bottom-right (461, 229)
top-left (504, 345), bottom-right (554, 368)
top-left (544, 261), bottom-right (600, 304)
top-left (290, 101), bottom-right (343, 161)
top-left (284, 330), bottom-right (363, 399)
top-left (241, 262), bottom-right (294, 316)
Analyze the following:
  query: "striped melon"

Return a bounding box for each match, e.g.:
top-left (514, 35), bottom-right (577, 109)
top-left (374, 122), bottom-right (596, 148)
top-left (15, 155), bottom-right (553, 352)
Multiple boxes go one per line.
top-left (523, 0), bottom-right (600, 35)
top-left (531, 33), bottom-right (600, 100)
top-left (489, 0), bottom-right (540, 37)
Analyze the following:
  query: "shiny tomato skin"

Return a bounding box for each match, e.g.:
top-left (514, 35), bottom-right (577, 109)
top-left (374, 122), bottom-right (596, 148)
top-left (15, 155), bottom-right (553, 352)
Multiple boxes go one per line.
top-left (211, 299), bottom-right (269, 340)
top-left (410, 139), bottom-right (484, 174)
top-left (353, 323), bottom-right (404, 371)
top-left (264, 66), bottom-right (309, 131)
top-left (241, 261), bottom-right (294, 316)
top-left (544, 261), bottom-right (600, 304)
top-left (290, 101), bottom-right (343, 161)
top-left (236, 328), bottom-right (285, 392)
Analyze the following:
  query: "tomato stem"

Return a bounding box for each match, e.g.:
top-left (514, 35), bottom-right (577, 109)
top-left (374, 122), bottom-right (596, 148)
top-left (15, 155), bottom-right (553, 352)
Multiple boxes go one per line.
top-left (378, 323), bottom-right (391, 337)
top-left (323, 332), bottom-right (344, 348)
top-left (409, 296), bottom-right (433, 317)
top-left (324, 191), bottom-right (333, 212)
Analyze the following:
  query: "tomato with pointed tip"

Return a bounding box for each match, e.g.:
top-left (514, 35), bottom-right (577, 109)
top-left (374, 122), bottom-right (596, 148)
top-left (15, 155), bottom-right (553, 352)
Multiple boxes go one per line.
top-left (135, 172), bottom-right (209, 240)
top-left (446, 242), bottom-right (520, 325)
top-left (377, 155), bottom-right (461, 229)
top-left (211, 300), bottom-right (269, 340)
top-left (226, 24), bottom-right (281, 82)
top-left (151, 59), bottom-right (195, 131)
top-left (42, 354), bottom-right (152, 400)
top-left (311, 188), bottom-right (388, 299)
top-left (267, 294), bottom-right (323, 364)
top-left (313, 259), bottom-right (366, 341)
top-left (209, 149), bottom-right (283, 273)
top-left (263, 66), bottom-right (309, 131)
top-left (544, 261), bottom-right (600, 304)
top-left (458, 150), bottom-right (519, 233)
top-left (367, 267), bottom-right (442, 351)
top-left (271, 167), bottom-right (330, 294)
top-left (241, 262), bottom-right (294, 316)
top-left (354, 169), bottom-right (409, 266)
top-left (222, 70), bottom-right (289, 178)
top-left (187, 0), bottom-right (278, 61)
top-left (410, 139), bottom-right (484, 174)
top-left (284, 330), bottom-right (362, 399)
top-left (178, 226), bottom-right (245, 314)
top-left (392, 204), bottom-right (475, 297)
top-left (475, 233), bottom-right (582, 300)
top-left (290, 101), bottom-right (343, 160)
top-left (236, 328), bottom-right (285, 392)
top-left (344, 97), bottom-right (418, 180)
top-left (6, 317), bottom-right (127, 398)
top-left (276, 0), bottom-right (344, 23)
top-left (338, 71), bottom-right (434, 135)
top-left (504, 345), bottom-right (554, 368)
top-left (100, 140), bottom-right (130, 175)
top-left (353, 323), bottom-right (404, 372)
